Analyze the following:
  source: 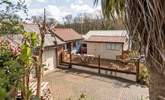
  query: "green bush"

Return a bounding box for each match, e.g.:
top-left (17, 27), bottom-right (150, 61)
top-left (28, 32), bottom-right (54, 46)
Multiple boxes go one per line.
top-left (139, 63), bottom-right (149, 86)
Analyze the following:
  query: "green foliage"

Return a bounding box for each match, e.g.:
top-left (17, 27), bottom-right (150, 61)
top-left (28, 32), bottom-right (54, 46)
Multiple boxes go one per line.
top-left (129, 51), bottom-right (139, 57)
top-left (19, 32), bottom-right (39, 65)
top-left (0, 1), bottom-right (40, 99)
top-left (0, 0), bottom-right (27, 35)
top-left (139, 63), bottom-right (149, 86)
top-left (31, 96), bottom-right (41, 100)
top-left (79, 93), bottom-right (86, 100)
top-left (0, 41), bottom-right (22, 99)
top-left (0, 14), bottom-right (24, 34)
top-left (18, 32), bottom-right (38, 99)
top-left (0, 87), bottom-right (7, 100)
top-left (94, 0), bottom-right (125, 19)
top-left (0, 31), bottom-right (38, 99)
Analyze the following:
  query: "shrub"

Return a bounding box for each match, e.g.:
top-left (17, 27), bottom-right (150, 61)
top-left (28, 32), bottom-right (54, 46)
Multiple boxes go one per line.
top-left (139, 63), bottom-right (149, 86)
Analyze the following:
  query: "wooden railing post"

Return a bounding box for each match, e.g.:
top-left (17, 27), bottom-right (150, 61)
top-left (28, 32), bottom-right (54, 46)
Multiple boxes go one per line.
top-left (136, 59), bottom-right (140, 82)
top-left (69, 42), bottom-right (72, 68)
top-left (60, 52), bottom-right (63, 64)
top-left (98, 55), bottom-right (101, 74)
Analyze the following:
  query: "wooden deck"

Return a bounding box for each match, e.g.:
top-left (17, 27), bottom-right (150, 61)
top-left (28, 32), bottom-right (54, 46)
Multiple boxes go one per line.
top-left (62, 54), bottom-right (138, 75)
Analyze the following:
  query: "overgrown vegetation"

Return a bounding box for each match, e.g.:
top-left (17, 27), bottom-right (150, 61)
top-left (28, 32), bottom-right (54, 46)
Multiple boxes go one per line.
top-left (0, 40), bottom-right (22, 99)
top-left (139, 63), bottom-right (149, 86)
top-left (0, 0), bottom-right (27, 34)
top-left (95, 0), bottom-right (165, 99)
top-left (0, 0), bottom-right (40, 99)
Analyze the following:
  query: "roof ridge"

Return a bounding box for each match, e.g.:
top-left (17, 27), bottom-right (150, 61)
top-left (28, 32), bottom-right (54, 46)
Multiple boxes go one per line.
top-left (54, 28), bottom-right (73, 29)
top-left (89, 30), bottom-right (126, 31)
top-left (91, 35), bottom-right (126, 37)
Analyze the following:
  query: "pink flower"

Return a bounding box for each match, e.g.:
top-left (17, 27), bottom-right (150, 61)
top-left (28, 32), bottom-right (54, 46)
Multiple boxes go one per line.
top-left (7, 39), bottom-right (20, 55)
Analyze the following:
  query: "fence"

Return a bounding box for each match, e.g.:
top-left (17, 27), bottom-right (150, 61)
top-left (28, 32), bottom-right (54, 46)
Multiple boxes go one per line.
top-left (60, 52), bottom-right (140, 82)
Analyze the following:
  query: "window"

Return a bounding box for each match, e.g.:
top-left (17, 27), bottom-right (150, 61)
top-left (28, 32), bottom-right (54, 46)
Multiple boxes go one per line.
top-left (106, 43), bottom-right (122, 50)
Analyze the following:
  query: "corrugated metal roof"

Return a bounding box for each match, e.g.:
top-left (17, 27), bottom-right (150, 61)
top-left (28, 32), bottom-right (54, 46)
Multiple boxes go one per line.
top-left (23, 24), bottom-right (40, 33)
top-left (84, 30), bottom-right (128, 40)
top-left (86, 35), bottom-right (126, 43)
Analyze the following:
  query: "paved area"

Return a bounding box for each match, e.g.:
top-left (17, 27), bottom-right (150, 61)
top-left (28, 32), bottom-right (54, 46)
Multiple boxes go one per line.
top-left (43, 66), bottom-right (149, 100)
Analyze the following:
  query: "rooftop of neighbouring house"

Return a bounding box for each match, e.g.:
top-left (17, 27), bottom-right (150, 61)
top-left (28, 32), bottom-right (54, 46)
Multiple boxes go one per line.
top-left (85, 35), bottom-right (126, 43)
top-left (23, 23), bottom-right (40, 33)
top-left (84, 30), bottom-right (128, 39)
top-left (2, 24), bottom-right (65, 47)
top-left (52, 28), bottom-right (83, 42)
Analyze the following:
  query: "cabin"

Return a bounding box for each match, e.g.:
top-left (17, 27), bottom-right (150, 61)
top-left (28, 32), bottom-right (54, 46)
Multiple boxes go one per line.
top-left (84, 30), bottom-right (129, 60)
top-left (51, 28), bottom-right (83, 53)
top-left (51, 28), bottom-right (83, 65)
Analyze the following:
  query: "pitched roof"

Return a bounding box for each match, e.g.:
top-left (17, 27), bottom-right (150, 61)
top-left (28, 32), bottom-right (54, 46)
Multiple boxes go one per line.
top-left (23, 24), bottom-right (65, 46)
top-left (84, 30), bottom-right (128, 40)
top-left (2, 24), bottom-right (65, 47)
top-left (85, 35), bottom-right (126, 43)
top-left (52, 28), bottom-right (83, 42)
top-left (23, 24), bottom-right (40, 33)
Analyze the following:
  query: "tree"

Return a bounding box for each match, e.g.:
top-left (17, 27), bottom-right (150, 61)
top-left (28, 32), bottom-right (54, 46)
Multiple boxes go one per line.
top-left (31, 10), bottom-right (56, 99)
top-left (36, 8), bottom-right (47, 98)
top-left (19, 32), bottom-right (38, 100)
top-left (0, 1), bottom-right (39, 100)
top-left (0, 0), bottom-right (27, 35)
top-left (95, 0), bottom-right (165, 100)
top-left (57, 13), bottom-right (124, 34)
top-left (31, 16), bottom-right (57, 28)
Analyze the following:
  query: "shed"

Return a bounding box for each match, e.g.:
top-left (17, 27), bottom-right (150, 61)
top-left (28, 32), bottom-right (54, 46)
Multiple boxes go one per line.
top-left (85, 30), bottom-right (129, 60)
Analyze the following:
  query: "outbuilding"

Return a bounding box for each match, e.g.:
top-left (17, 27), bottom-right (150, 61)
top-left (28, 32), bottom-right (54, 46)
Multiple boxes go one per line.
top-left (84, 30), bottom-right (129, 60)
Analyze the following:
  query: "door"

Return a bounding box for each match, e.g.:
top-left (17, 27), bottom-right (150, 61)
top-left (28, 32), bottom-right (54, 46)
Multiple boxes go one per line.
top-left (43, 48), bottom-right (56, 71)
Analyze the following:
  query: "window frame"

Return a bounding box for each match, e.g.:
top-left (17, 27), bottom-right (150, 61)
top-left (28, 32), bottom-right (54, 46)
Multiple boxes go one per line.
top-left (106, 43), bottom-right (123, 51)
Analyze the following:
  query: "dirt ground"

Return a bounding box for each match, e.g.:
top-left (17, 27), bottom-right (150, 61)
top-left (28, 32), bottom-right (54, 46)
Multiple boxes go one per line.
top-left (43, 66), bottom-right (149, 100)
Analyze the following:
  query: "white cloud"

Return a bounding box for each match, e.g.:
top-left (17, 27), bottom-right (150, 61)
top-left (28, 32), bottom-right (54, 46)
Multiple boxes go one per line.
top-left (28, 5), bottom-right (70, 22)
top-left (26, 0), bottom-right (102, 23)
top-left (36, 0), bottom-right (46, 3)
top-left (75, 0), bottom-right (84, 5)
top-left (70, 2), bottom-right (101, 15)
top-left (46, 5), bottom-right (70, 21)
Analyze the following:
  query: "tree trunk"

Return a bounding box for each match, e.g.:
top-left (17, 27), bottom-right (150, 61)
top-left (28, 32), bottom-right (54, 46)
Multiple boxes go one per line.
top-left (149, 70), bottom-right (165, 100)
top-left (36, 48), bottom-right (43, 97)
top-left (21, 66), bottom-right (27, 100)
top-left (36, 8), bottom-right (46, 98)
top-left (26, 70), bottom-right (30, 100)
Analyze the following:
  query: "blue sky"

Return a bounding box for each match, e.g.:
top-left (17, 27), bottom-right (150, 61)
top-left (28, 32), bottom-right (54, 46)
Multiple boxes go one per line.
top-left (19, 0), bottom-right (101, 22)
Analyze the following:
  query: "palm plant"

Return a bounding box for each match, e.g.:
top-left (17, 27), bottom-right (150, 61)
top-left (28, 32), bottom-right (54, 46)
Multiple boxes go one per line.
top-left (94, 0), bottom-right (165, 100)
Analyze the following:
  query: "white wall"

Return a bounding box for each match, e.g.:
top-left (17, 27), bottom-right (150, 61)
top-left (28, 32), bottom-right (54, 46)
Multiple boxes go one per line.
top-left (87, 42), bottom-right (123, 60)
top-left (42, 48), bottom-right (56, 71)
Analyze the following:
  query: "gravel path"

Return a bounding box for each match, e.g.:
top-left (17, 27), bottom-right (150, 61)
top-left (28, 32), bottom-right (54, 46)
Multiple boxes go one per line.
top-left (43, 66), bottom-right (149, 100)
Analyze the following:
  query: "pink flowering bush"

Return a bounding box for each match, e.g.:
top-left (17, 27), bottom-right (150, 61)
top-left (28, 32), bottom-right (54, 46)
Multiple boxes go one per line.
top-left (0, 38), bottom-right (22, 99)
top-left (7, 39), bottom-right (20, 55)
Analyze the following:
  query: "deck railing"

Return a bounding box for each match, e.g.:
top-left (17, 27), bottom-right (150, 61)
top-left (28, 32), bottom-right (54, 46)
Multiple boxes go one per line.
top-left (61, 51), bottom-right (140, 82)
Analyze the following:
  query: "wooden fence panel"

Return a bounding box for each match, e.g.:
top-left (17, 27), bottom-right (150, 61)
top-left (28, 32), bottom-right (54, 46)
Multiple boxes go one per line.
top-left (60, 52), bottom-right (140, 82)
